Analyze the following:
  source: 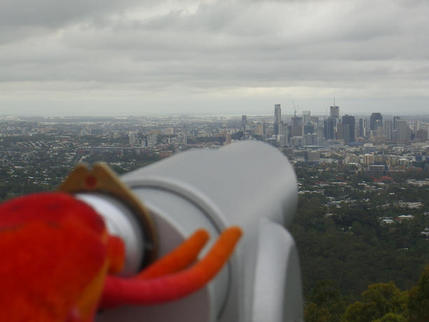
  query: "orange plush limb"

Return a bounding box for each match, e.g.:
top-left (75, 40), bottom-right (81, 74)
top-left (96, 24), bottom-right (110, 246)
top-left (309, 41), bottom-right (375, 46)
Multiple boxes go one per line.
top-left (137, 229), bottom-right (210, 280)
top-left (101, 227), bottom-right (242, 306)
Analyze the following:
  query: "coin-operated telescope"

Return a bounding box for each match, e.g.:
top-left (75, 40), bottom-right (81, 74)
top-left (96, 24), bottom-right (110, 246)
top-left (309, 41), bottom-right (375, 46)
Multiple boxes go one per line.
top-left (73, 141), bottom-right (302, 322)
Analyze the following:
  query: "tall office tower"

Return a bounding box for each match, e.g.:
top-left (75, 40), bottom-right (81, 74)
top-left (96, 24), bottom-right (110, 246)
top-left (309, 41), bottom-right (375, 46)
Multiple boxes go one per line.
top-left (330, 105), bottom-right (340, 119)
top-left (282, 122), bottom-right (289, 140)
top-left (304, 122), bottom-right (315, 135)
top-left (317, 119), bottom-right (325, 144)
top-left (336, 119), bottom-right (343, 140)
top-left (342, 115), bottom-right (355, 144)
top-left (358, 118), bottom-right (365, 138)
top-left (291, 116), bottom-right (303, 137)
top-left (277, 122), bottom-right (289, 146)
top-left (274, 104), bottom-right (281, 135)
top-left (241, 115), bottom-right (247, 132)
top-left (384, 120), bottom-right (393, 141)
top-left (393, 116), bottom-right (401, 130)
top-left (303, 110), bottom-right (311, 124)
top-left (324, 117), bottom-right (336, 140)
top-left (397, 120), bottom-right (411, 144)
top-left (370, 113), bottom-right (383, 131)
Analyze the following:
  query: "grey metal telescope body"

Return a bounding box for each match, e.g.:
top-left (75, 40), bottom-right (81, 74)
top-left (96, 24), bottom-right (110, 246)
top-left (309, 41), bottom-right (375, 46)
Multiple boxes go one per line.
top-left (79, 141), bottom-right (302, 322)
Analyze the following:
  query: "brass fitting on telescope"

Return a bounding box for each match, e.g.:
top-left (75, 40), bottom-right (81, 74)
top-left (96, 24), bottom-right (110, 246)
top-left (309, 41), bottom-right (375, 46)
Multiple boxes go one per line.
top-left (59, 162), bottom-right (158, 268)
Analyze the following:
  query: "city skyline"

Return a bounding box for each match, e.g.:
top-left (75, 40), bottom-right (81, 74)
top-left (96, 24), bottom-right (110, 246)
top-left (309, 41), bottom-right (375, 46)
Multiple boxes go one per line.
top-left (1, 0), bottom-right (429, 116)
top-left (264, 103), bottom-right (427, 147)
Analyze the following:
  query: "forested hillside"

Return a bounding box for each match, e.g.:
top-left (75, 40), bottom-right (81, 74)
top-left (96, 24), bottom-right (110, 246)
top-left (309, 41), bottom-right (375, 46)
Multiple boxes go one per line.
top-left (291, 163), bottom-right (429, 321)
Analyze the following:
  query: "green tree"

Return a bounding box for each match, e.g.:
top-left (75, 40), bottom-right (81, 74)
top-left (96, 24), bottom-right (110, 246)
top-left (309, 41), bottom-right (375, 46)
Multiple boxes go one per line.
top-left (408, 265), bottom-right (429, 322)
top-left (304, 303), bottom-right (331, 322)
top-left (304, 281), bottom-right (346, 322)
top-left (374, 313), bottom-right (407, 322)
top-left (344, 282), bottom-right (407, 322)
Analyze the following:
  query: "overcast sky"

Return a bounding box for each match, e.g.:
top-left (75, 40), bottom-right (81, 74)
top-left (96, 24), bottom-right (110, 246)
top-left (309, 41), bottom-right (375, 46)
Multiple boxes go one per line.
top-left (0, 0), bottom-right (428, 116)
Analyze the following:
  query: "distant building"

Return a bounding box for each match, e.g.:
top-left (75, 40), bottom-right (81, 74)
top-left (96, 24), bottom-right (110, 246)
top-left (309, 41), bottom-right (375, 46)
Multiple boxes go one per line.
top-left (384, 120), bottom-right (393, 141)
top-left (342, 115), bottom-right (355, 144)
top-left (290, 136), bottom-right (304, 147)
top-left (291, 116), bottom-right (303, 137)
top-left (274, 104), bottom-right (281, 135)
top-left (397, 215), bottom-right (415, 222)
top-left (304, 122), bottom-right (315, 135)
top-left (305, 150), bottom-right (320, 162)
top-left (336, 121), bottom-right (343, 140)
top-left (255, 122), bottom-right (264, 136)
top-left (324, 117), bottom-right (337, 140)
top-left (396, 120), bottom-right (411, 144)
top-left (393, 116), bottom-right (401, 130)
top-left (304, 133), bottom-right (318, 145)
top-left (364, 153), bottom-right (375, 166)
top-left (146, 133), bottom-right (158, 147)
top-left (368, 164), bottom-right (385, 177)
top-left (416, 128), bottom-right (428, 142)
top-left (381, 218), bottom-right (395, 225)
top-left (241, 115), bottom-right (247, 132)
top-left (278, 134), bottom-right (288, 147)
top-left (281, 122), bottom-right (289, 141)
top-left (370, 113), bottom-right (383, 131)
top-left (224, 133), bottom-right (232, 145)
top-left (330, 105), bottom-right (340, 119)
top-left (303, 110), bottom-right (311, 124)
top-left (421, 228), bottom-right (429, 238)
top-left (358, 118), bottom-right (366, 138)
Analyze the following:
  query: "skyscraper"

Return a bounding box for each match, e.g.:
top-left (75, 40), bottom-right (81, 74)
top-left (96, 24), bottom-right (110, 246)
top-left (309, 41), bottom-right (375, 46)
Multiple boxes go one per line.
top-left (397, 120), bottom-right (411, 144)
top-left (370, 113), bottom-right (383, 131)
top-left (326, 102), bottom-right (340, 140)
top-left (342, 115), bottom-right (355, 144)
top-left (304, 122), bottom-right (315, 135)
top-left (358, 118), bottom-right (366, 138)
top-left (291, 116), bottom-right (303, 137)
top-left (303, 110), bottom-right (311, 124)
top-left (241, 115), bottom-right (247, 132)
top-left (274, 104), bottom-right (281, 135)
top-left (330, 105), bottom-right (340, 119)
top-left (393, 116), bottom-right (401, 130)
top-left (384, 120), bottom-right (393, 141)
top-left (324, 117), bottom-right (336, 140)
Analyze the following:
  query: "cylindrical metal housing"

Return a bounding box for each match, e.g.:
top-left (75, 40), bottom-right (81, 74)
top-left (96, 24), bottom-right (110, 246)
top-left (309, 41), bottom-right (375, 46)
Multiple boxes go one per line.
top-left (93, 141), bottom-right (300, 322)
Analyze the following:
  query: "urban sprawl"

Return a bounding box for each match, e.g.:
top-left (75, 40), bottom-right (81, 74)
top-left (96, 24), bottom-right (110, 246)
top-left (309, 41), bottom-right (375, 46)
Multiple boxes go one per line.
top-left (1, 105), bottom-right (429, 186)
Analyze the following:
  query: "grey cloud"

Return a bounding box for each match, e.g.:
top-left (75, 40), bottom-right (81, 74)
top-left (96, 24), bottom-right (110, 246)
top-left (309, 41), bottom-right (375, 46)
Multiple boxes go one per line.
top-left (0, 0), bottom-right (150, 27)
top-left (1, 0), bottom-right (429, 115)
top-left (0, 0), bottom-right (155, 44)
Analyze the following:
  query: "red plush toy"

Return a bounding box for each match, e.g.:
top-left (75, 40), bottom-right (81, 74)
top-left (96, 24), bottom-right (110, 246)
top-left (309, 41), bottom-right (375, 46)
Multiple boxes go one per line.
top-left (0, 192), bottom-right (242, 322)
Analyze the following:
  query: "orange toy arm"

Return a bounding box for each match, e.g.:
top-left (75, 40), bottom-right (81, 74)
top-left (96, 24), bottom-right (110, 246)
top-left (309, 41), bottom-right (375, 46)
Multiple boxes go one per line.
top-left (137, 229), bottom-right (210, 280)
top-left (101, 226), bottom-right (242, 306)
